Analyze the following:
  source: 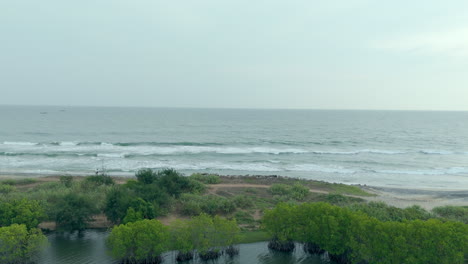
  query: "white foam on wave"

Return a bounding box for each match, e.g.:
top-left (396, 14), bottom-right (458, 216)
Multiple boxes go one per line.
top-left (311, 149), bottom-right (405, 155)
top-left (97, 153), bottom-right (127, 158)
top-left (59, 141), bottom-right (77, 146)
top-left (420, 150), bottom-right (455, 155)
top-left (287, 164), bottom-right (356, 174)
top-left (378, 167), bottom-right (468, 175)
top-left (3, 141), bottom-right (38, 146)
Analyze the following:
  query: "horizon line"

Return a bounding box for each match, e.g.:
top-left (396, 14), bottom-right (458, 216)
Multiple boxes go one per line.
top-left (1, 103), bottom-right (467, 112)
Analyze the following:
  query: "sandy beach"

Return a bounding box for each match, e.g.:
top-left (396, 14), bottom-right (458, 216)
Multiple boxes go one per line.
top-left (361, 186), bottom-right (468, 210)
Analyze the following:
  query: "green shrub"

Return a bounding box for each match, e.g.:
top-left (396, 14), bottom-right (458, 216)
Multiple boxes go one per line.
top-left (269, 184), bottom-right (290, 196)
top-left (263, 202), bottom-right (468, 264)
top-left (135, 168), bottom-right (158, 184)
top-left (189, 173), bottom-right (221, 184)
top-left (0, 179), bottom-right (16, 186)
top-left (104, 186), bottom-right (136, 224)
top-left (0, 224), bottom-right (47, 264)
top-left (1, 178), bottom-right (37, 186)
top-left (322, 193), bottom-right (364, 206)
top-left (122, 208), bottom-right (144, 224)
top-left (233, 195), bottom-right (254, 209)
top-left (432, 206), bottom-right (468, 224)
top-left (0, 199), bottom-right (45, 229)
top-left (234, 211), bottom-right (255, 224)
top-left (0, 184), bottom-right (15, 194)
top-left (290, 182), bottom-right (309, 200)
top-left (187, 178), bottom-right (207, 194)
top-left (347, 202), bottom-right (432, 222)
top-left (107, 219), bottom-right (170, 263)
top-left (55, 193), bottom-right (98, 231)
top-left (84, 174), bottom-right (115, 186)
top-left (180, 194), bottom-right (236, 216)
top-left (158, 169), bottom-right (191, 198)
top-left (269, 183), bottom-right (309, 201)
top-left (180, 200), bottom-right (203, 216)
top-left (59, 175), bottom-right (73, 188)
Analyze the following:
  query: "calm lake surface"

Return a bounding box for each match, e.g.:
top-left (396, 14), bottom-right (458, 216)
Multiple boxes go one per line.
top-left (37, 230), bottom-right (332, 264)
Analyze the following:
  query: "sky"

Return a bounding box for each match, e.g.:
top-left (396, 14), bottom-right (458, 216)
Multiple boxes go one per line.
top-left (1, 1), bottom-right (468, 110)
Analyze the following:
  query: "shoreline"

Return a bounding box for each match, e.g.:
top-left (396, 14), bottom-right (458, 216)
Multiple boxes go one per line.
top-left (2, 173), bottom-right (467, 211)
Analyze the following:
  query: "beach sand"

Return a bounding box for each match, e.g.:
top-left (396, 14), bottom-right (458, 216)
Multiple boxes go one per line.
top-left (362, 186), bottom-right (468, 210)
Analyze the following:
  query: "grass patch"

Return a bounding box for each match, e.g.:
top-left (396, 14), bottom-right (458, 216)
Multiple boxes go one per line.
top-left (189, 173), bottom-right (220, 184)
top-left (238, 230), bottom-right (270, 243)
top-left (309, 181), bottom-right (375, 196)
top-left (234, 211), bottom-right (255, 225)
top-left (1, 178), bottom-right (38, 186)
top-left (268, 183), bottom-right (309, 201)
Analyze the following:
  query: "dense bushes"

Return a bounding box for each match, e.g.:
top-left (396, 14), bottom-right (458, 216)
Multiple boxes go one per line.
top-left (105, 169), bottom-right (200, 224)
top-left (55, 193), bottom-right (98, 231)
top-left (432, 205), bottom-right (468, 224)
top-left (0, 199), bottom-right (47, 263)
top-left (0, 224), bottom-right (48, 264)
top-left (0, 199), bottom-right (45, 229)
top-left (263, 202), bottom-right (468, 264)
top-left (107, 219), bottom-right (170, 264)
top-left (269, 183), bottom-right (309, 201)
top-left (189, 173), bottom-right (221, 184)
top-left (83, 174), bottom-right (115, 186)
top-left (179, 194), bottom-right (236, 216)
top-left (107, 214), bottom-right (240, 263)
top-left (347, 201), bottom-right (433, 222)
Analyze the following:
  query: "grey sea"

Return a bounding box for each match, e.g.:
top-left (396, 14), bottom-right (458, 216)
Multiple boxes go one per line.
top-left (1, 105), bottom-right (468, 190)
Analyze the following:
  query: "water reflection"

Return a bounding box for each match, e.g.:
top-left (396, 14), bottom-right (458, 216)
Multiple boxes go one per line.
top-left (38, 230), bottom-right (332, 264)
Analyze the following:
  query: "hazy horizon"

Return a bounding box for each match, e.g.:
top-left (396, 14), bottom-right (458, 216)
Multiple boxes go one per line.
top-left (2, 103), bottom-right (468, 112)
top-left (2, 1), bottom-right (468, 111)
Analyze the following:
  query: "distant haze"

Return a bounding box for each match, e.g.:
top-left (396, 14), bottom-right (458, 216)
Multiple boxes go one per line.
top-left (1, 1), bottom-right (468, 110)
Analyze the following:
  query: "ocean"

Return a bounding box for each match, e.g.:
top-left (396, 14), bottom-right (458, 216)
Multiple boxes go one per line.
top-left (1, 105), bottom-right (467, 190)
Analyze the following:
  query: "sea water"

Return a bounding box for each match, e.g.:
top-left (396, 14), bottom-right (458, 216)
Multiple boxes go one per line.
top-left (1, 105), bottom-right (467, 189)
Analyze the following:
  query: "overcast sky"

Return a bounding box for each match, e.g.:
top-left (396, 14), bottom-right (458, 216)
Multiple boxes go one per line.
top-left (1, 1), bottom-right (468, 110)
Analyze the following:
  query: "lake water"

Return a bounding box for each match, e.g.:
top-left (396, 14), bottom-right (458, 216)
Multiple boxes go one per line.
top-left (37, 230), bottom-right (332, 264)
top-left (1, 105), bottom-right (468, 189)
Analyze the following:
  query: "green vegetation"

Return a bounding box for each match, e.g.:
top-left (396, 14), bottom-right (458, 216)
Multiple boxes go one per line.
top-left (107, 219), bottom-right (170, 264)
top-left (263, 202), bottom-right (468, 264)
top-left (0, 224), bottom-right (48, 264)
top-left (238, 230), bottom-right (270, 243)
top-left (0, 184), bottom-right (16, 194)
top-left (59, 175), bottom-right (73, 188)
top-left (55, 193), bottom-right (98, 231)
top-left (432, 205), bottom-right (468, 224)
top-left (269, 182), bottom-right (309, 201)
top-left (104, 168), bottom-right (200, 224)
top-left (0, 195), bottom-right (48, 263)
top-left (0, 178), bottom-right (37, 186)
top-left (189, 173), bottom-right (221, 184)
top-left (318, 193), bottom-right (365, 206)
top-left (179, 193), bottom-right (236, 216)
top-left (83, 174), bottom-right (115, 186)
top-left (0, 199), bottom-right (45, 229)
top-left (108, 214), bottom-right (240, 263)
top-left (6, 169), bottom-right (466, 263)
top-left (347, 201), bottom-right (433, 222)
